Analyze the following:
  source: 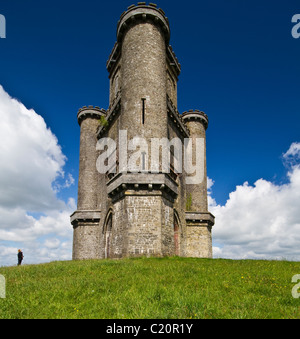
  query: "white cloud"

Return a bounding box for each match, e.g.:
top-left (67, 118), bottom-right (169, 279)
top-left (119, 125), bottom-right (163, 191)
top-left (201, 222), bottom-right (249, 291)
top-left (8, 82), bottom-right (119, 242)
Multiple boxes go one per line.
top-left (0, 85), bottom-right (68, 211)
top-left (44, 238), bottom-right (61, 249)
top-left (283, 142), bottom-right (300, 159)
top-left (53, 173), bottom-right (75, 193)
top-left (0, 85), bottom-right (75, 266)
top-left (207, 177), bottom-right (214, 190)
top-left (283, 142), bottom-right (300, 168)
top-left (210, 142), bottom-right (300, 261)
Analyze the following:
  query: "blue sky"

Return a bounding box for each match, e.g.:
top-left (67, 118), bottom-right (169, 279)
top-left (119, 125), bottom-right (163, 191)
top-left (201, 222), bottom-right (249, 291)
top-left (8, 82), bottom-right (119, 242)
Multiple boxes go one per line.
top-left (0, 0), bottom-right (300, 265)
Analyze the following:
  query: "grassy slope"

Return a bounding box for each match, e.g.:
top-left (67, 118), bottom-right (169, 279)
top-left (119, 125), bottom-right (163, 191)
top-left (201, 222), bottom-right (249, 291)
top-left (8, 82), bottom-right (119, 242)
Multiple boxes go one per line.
top-left (0, 257), bottom-right (300, 319)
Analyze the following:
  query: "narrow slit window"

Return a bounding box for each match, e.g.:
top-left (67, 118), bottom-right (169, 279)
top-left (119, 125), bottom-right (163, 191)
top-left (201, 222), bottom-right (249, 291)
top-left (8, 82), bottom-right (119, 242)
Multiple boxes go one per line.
top-left (141, 98), bottom-right (146, 124)
top-left (141, 151), bottom-right (146, 171)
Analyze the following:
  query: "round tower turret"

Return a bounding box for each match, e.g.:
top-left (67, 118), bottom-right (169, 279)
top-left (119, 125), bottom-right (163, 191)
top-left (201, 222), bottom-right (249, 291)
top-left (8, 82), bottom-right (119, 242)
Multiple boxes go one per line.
top-left (117, 3), bottom-right (170, 44)
top-left (118, 3), bottom-right (169, 148)
top-left (77, 106), bottom-right (106, 210)
top-left (182, 109), bottom-right (214, 258)
top-left (71, 106), bottom-right (106, 260)
top-left (182, 110), bottom-right (209, 212)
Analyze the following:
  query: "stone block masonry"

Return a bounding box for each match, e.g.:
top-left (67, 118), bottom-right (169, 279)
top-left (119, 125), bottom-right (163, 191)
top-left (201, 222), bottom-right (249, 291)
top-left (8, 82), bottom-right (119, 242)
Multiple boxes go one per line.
top-left (71, 3), bottom-right (215, 260)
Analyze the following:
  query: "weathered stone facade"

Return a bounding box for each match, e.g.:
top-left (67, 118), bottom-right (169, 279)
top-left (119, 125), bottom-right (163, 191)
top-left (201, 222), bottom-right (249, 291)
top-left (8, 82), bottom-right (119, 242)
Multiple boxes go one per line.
top-left (71, 3), bottom-right (215, 259)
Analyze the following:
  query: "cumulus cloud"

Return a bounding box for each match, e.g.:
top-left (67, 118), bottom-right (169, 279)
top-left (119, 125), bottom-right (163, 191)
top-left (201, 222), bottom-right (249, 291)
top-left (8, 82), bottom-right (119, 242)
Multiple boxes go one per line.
top-left (210, 142), bottom-right (300, 261)
top-left (0, 85), bottom-right (69, 211)
top-left (0, 85), bottom-right (75, 266)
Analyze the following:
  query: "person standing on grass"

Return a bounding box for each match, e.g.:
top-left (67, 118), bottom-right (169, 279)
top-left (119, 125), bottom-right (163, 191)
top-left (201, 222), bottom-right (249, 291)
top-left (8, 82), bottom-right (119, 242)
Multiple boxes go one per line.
top-left (17, 249), bottom-right (24, 265)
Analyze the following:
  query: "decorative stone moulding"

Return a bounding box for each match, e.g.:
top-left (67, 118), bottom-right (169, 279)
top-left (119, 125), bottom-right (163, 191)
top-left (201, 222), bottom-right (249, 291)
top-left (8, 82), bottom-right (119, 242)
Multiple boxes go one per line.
top-left (185, 211), bottom-right (215, 227)
top-left (106, 172), bottom-right (178, 202)
top-left (70, 210), bottom-right (101, 226)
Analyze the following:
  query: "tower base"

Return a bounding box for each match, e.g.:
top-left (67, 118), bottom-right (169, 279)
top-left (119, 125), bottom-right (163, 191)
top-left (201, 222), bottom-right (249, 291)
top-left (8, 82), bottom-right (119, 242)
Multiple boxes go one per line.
top-left (185, 212), bottom-right (214, 258)
top-left (71, 210), bottom-right (101, 260)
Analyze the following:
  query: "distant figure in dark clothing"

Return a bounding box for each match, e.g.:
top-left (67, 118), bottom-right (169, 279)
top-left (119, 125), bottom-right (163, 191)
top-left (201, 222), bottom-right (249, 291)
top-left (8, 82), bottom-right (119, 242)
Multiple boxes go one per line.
top-left (17, 249), bottom-right (24, 265)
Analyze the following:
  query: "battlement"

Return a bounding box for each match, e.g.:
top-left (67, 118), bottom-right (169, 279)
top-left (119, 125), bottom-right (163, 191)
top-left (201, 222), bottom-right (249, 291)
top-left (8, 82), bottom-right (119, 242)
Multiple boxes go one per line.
top-left (167, 95), bottom-right (189, 137)
top-left (167, 45), bottom-right (181, 77)
top-left (77, 106), bottom-right (106, 126)
top-left (182, 110), bottom-right (209, 130)
top-left (117, 2), bottom-right (170, 44)
top-left (106, 3), bottom-right (181, 77)
top-left (97, 91), bottom-right (121, 138)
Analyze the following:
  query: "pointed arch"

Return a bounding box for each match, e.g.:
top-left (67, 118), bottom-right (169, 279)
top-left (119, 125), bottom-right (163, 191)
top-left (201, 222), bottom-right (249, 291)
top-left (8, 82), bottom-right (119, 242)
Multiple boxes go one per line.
top-left (103, 209), bottom-right (113, 259)
top-left (173, 210), bottom-right (181, 256)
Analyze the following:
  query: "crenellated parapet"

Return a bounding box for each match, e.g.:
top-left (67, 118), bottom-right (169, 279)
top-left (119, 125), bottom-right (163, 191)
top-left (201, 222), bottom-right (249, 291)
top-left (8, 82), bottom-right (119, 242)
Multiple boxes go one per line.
top-left (106, 42), bottom-right (120, 76)
top-left (77, 106), bottom-right (106, 126)
top-left (107, 3), bottom-right (181, 78)
top-left (167, 95), bottom-right (189, 137)
top-left (167, 45), bottom-right (181, 78)
top-left (97, 90), bottom-right (121, 138)
top-left (182, 109), bottom-right (209, 130)
top-left (117, 3), bottom-right (170, 44)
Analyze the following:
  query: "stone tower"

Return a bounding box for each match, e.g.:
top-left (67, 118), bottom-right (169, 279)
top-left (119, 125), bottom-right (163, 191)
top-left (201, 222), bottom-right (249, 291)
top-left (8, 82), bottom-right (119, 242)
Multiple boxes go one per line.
top-left (71, 3), bottom-right (215, 260)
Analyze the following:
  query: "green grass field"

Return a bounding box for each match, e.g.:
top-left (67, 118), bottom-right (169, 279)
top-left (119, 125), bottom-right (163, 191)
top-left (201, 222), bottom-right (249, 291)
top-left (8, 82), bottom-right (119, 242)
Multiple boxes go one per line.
top-left (0, 257), bottom-right (300, 319)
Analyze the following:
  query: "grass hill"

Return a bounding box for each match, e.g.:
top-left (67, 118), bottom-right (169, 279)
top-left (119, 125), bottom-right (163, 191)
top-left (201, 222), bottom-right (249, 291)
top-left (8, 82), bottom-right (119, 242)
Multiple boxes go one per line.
top-left (0, 257), bottom-right (300, 319)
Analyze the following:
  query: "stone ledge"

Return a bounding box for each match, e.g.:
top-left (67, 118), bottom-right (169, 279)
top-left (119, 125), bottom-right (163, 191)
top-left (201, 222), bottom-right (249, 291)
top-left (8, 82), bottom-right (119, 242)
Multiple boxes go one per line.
top-left (107, 172), bottom-right (178, 193)
top-left (185, 211), bottom-right (215, 226)
top-left (70, 210), bottom-right (101, 225)
top-left (106, 172), bottom-right (178, 203)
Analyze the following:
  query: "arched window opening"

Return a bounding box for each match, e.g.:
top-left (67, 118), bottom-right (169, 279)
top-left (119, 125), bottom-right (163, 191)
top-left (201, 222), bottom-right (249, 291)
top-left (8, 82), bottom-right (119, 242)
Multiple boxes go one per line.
top-left (104, 212), bottom-right (113, 259)
top-left (174, 211), bottom-right (180, 256)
